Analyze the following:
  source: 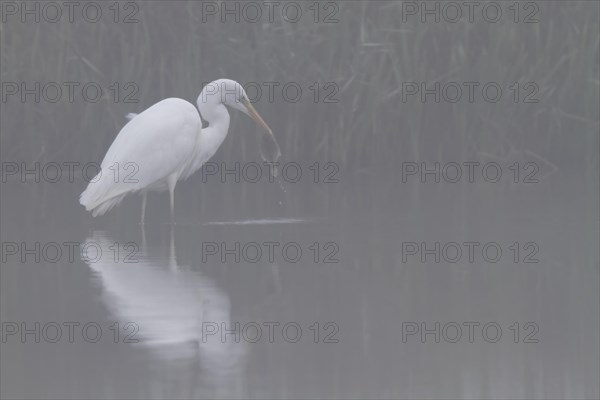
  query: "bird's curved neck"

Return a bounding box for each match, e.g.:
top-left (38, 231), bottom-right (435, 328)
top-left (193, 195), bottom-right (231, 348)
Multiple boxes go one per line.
top-left (196, 97), bottom-right (230, 155)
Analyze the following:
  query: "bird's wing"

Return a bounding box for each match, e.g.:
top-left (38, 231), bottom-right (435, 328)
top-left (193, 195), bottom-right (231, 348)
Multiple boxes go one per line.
top-left (81, 98), bottom-right (201, 208)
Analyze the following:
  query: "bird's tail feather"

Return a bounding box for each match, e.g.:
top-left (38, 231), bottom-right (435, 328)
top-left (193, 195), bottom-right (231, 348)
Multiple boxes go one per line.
top-left (80, 174), bottom-right (129, 217)
top-left (87, 194), bottom-right (127, 217)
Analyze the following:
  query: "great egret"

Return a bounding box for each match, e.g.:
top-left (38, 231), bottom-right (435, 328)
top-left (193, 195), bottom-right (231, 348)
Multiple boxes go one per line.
top-left (79, 79), bottom-right (276, 223)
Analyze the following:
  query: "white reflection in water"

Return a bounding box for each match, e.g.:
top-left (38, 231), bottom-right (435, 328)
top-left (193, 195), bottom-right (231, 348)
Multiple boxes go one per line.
top-left (82, 231), bottom-right (247, 385)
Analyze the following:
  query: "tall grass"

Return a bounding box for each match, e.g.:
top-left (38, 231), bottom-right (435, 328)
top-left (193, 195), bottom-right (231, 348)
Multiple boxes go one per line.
top-left (1, 1), bottom-right (598, 178)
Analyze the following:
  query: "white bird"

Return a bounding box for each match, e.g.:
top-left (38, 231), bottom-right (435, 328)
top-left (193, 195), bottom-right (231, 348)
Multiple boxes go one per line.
top-left (80, 79), bottom-right (275, 223)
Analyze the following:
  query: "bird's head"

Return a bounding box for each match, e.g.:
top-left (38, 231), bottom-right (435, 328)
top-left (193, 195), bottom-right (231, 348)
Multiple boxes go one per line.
top-left (200, 79), bottom-right (273, 136)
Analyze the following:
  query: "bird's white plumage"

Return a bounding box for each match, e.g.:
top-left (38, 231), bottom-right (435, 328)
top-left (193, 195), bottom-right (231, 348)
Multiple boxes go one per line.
top-left (79, 79), bottom-right (272, 219)
top-left (80, 98), bottom-right (201, 216)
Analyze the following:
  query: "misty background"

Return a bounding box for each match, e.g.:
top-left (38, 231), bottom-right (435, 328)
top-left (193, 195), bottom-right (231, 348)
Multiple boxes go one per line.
top-left (2, 1), bottom-right (597, 173)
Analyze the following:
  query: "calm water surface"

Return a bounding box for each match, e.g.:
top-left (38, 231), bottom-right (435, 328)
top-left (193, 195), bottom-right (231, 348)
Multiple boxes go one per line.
top-left (1, 172), bottom-right (598, 399)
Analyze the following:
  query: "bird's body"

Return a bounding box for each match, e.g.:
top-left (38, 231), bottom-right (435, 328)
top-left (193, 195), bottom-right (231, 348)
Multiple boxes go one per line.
top-left (80, 79), bottom-right (274, 221)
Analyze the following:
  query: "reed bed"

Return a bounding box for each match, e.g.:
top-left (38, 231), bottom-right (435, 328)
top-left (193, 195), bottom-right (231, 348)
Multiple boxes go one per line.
top-left (1, 1), bottom-right (598, 178)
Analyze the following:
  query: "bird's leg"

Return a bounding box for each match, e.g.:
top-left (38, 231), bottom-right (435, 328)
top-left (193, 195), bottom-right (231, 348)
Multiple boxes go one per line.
top-left (167, 174), bottom-right (177, 225)
top-left (140, 193), bottom-right (147, 225)
top-left (169, 189), bottom-right (175, 224)
top-left (168, 224), bottom-right (177, 271)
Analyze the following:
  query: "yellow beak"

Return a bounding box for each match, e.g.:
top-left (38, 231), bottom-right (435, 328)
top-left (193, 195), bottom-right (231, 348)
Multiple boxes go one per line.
top-left (241, 98), bottom-right (273, 137)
